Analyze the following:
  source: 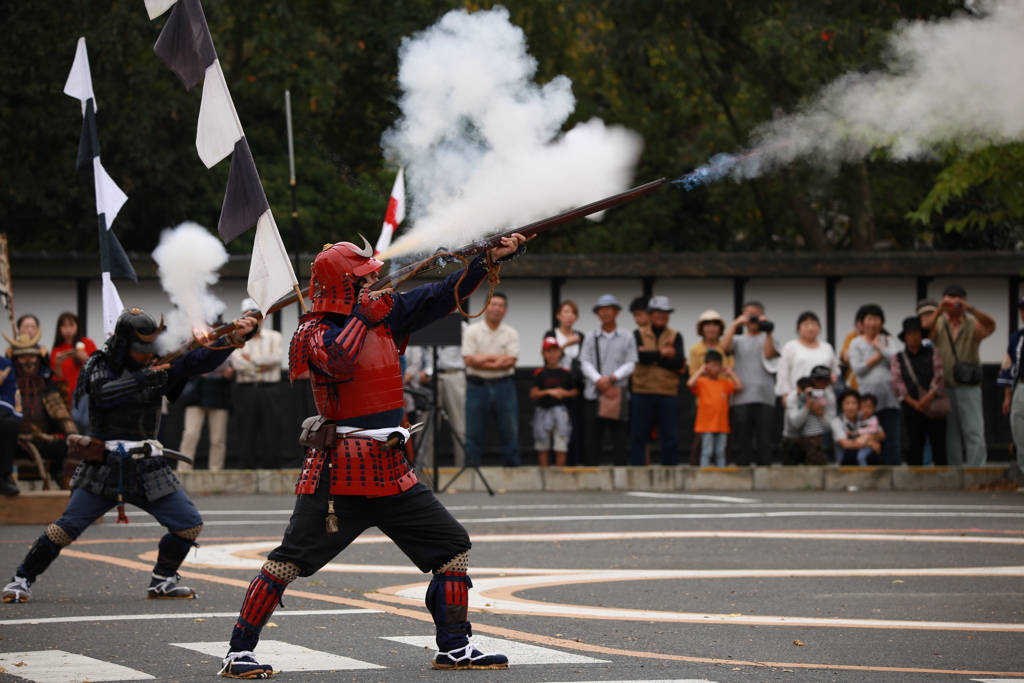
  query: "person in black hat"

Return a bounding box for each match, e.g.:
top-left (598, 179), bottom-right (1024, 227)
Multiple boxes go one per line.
top-left (892, 316), bottom-right (947, 466)
top-left (921, 284), bottom-right (996, 466)
top-left (996, 296), bottom-right (1024, 477)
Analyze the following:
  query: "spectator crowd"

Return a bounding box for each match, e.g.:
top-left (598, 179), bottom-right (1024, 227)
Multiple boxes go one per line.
top-left (2, 282), bottom-right (1022, 495)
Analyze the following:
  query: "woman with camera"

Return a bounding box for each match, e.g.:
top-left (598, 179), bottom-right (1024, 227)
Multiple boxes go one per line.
top-left (775, 311), bottom-right (840, 409)
top-left (722, 301), bottom-right (780, 466)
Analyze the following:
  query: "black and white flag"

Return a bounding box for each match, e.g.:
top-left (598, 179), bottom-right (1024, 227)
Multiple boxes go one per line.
top-left (146, 0), bottom-right (298, 314)
top-left (64, 37), bottom-right (137, 336)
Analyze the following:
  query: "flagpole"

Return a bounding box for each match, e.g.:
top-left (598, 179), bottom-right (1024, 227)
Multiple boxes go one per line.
top-left (285, 90), bottom-right (300, 284)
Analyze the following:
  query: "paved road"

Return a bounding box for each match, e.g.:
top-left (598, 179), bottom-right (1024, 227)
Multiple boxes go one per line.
top-left (2, 488), bottom-right (1023, 683)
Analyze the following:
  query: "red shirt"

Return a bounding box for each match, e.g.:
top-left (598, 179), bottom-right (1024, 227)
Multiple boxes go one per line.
top-left (691, 376), bottom-right (737, 433)
top-left (51, 337), bottom-right (97, 399)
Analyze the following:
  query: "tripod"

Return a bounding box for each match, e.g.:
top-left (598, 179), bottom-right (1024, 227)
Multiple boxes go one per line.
top-left (410, 346), bottom-right (494, 496)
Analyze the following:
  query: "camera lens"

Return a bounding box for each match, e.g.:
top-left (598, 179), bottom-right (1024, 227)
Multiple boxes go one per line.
top-left (748, 315), bottom-right (759, 322)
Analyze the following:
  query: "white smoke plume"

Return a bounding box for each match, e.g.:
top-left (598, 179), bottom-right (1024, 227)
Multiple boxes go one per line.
top-left (380, 6), bottom-right (643, 258)
top-left (152, 222), bottom-right (228, 352)
top-left (681, 1), bottom-right (1024, 186)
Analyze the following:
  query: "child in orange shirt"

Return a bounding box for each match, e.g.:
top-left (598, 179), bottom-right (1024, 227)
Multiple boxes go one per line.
top-left (687, 349), bottom-right (743, 467)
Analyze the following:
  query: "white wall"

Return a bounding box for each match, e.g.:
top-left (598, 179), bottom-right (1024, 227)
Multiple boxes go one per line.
top-left (560, 278), bottom-right (645, 337)
top-left (10, 280), bottom-right (77, 347)
top-left (928, 277), bottom-right (1007, 363)
top-left (466, 279), bottom-right (551, 367)
top-left (653, 279), bottom-right (733, 348)
top-left (835, 277), bottom-right (917, 346)
top-left (744, 278), bottom-right (828, 347)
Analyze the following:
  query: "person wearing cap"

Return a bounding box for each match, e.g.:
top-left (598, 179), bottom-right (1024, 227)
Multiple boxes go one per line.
top-left (783, 365), bottom-right (836, 466)
top-left (543, 300), bottom-right (587, 465)
top-left (230, 298), bottom-right (285, 470)
top-left (579, 294), bottom-right (638, 465)
top-left (463, 292), bottom-right (521, 467)
top-left (178, 317), bottom-right (236, 472)
top-left (921, 284), bottom-right (996, 466)
top-left (529, 337), bottom-right (578, 467)
top-left (630, 296), bottom-right (685, 465)
top-left (916, 299), bottom-right (938, 340)
top-left (721, 301), bottom-right (780, 466)
top-left (997, 296), bottom-right (1024, 475)
top-left (892, 316), bottom-right (947, 466)
top-left (688, 309), bottom-right (733, 377)
top-left (848, 304), bottom-right (902, 465)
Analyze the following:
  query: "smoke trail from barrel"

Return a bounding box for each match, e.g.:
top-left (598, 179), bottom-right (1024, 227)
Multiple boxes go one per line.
top-left (676, 1), bottom-right (1024, 188)
top-left (381, 7), bottom-right (643, 259)
top-left (152, 222), bottom-right (228, 353)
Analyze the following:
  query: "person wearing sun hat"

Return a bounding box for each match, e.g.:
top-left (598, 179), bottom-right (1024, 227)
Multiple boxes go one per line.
top-left (631, 296), bottom-right (685, 465)
top-left (688, 309), bottom-right (733, 377)
top-left (579, 294), bottom-right (637, 465)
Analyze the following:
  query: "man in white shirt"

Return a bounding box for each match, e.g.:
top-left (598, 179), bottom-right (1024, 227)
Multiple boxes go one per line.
top-left (462, 293), bottom-right (520, 466)
top-left (579, 294), bottom-right (638, 465)
top-left (230, 299), bottom-right (284, 469)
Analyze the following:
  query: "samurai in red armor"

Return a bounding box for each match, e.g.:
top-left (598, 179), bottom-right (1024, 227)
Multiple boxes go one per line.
top-left (221, 233), bottom-right (528, 678)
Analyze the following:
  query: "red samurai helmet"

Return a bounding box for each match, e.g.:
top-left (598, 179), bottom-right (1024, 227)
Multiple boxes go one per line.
top-left (309, 235), bottom-right (383, 315)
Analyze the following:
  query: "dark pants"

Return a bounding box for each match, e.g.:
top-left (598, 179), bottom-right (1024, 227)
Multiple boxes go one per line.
top-left (235, 383), bottom-right (281, 468)
top-left (583, 399), bottom-right (629, 466)
top-left (465, 377), bottom-right (520, 467)
top-left (731, 402), bottom-right (775, 466)
top-left (903, 404), bottom-right (947, 466)
top-left (630, 393), bottom-right (679, 465)
top-left (54, 488), bottom-right (203, 539)
top-left (267, 480), bottom-right (470, 576)
top-left (0, 414), bottom-right (19, 475)
top-left (876, 407), bottom-right (902, 465)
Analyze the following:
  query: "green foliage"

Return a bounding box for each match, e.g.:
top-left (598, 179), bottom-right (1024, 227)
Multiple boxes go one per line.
top-left (1, 0), bottom-right (1020, 257)
top-left (907, 143), bottom-right (1024, 234)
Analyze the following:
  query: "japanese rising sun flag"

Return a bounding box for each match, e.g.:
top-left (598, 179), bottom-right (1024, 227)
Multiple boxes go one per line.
top-left (375, 167), bottom-right (405, 256)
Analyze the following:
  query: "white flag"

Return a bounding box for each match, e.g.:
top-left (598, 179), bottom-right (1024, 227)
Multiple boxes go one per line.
top-left (197, 60), bottom-right (245, 169)
top-left (145, 0), bottom-right (178, 20)
top-left (247, 209), bottom-right (297, 315)
top-left (93, 158), bottom-right (129, 228)
top-left (101, 272), bottom-right (125, 337)
top-left (63, 37), bottom-right (96, 115)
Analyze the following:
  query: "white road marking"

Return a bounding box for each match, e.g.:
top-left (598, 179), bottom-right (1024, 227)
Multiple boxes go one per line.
top-left (381, 635), bottom-right (610, 664)
top-left (172, 640), bottom-right (384, 671)
top-left (971, 680), bottom-right (1024, 682)
top-left (109, 510), bottom-right (1024, 527)
top-left (0, 609), bottom-right (378, 627)
top-left (395, 568), bottom-right (1024, 631)
top-left (626, 492), bottom-right (760, 502)
top-left (0, 650), bottom-right (154, 682)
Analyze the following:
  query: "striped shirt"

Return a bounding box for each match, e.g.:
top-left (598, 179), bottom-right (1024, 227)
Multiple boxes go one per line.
top-left (579, 327), bottom-right (638, 401)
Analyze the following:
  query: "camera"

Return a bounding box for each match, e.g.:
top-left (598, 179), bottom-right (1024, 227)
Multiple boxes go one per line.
top-left (758, 320), bottom-right (774, 333)
top-left (748, 314), bottom-right (760, 323)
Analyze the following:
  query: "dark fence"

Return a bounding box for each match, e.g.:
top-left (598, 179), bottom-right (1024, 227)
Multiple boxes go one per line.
top-left (163, 364), bottom-right (1014, 469)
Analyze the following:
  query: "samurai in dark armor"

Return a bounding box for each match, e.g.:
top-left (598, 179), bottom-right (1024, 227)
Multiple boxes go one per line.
top-left (2, 308), bottom-right (256, 604)
top-left (220, 233), bottom-right (527, 679)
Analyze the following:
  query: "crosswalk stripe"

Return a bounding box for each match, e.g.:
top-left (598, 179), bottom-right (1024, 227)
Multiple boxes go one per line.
top-left (0, 650), bottom-right (154, 683)
top-left (971, 679), bottom-right (1024, 682)
top-left (172, 640), bottom-right (384, 671)
top-left (0, 609), bottom-right (379, 627)
top-left (381, 635), bottom-right (610, 664)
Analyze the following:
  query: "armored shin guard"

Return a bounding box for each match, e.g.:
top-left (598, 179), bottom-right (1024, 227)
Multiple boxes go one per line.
top-left (427, 552), bottom-right (473, 652)
top-left (153, 528), bottom-right (200, 577)
top-left (230, 565), bottom-right (296, 653)
top-left (17, 532), bottom-right (65, 583)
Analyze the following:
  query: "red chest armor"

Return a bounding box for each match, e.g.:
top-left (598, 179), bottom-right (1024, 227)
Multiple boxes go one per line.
top-left (290, 315), bottom-right (413, 496)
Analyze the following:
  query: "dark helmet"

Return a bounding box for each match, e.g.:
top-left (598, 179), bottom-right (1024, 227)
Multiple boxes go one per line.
top-left (114, 308), bottom-right (165, 353)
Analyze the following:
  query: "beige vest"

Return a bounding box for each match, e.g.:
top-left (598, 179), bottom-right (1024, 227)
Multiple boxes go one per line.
top-left (632, 326), bottom-right (680, 396)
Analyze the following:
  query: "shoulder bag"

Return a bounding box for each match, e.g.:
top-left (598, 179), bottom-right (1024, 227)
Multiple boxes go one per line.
top-left (943, 322), bottom-right (983, 385)
top-left (899, 350), bottom-right (952, 419)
